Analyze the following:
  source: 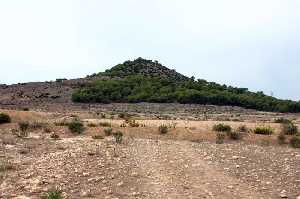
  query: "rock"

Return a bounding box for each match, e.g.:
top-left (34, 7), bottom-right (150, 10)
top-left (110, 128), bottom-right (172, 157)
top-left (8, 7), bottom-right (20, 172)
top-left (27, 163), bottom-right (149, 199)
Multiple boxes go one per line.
top-left (280, 190), bottom-right (288, 198)
top-left (232, 156), bottom-right (239, 160)
top-left (117, 182), bottom-right (124, 187)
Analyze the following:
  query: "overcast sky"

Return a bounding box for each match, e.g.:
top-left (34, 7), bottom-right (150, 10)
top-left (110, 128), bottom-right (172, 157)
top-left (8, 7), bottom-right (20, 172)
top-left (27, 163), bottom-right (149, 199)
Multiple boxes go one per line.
top-left (0, 0), bottom-right (299, 100)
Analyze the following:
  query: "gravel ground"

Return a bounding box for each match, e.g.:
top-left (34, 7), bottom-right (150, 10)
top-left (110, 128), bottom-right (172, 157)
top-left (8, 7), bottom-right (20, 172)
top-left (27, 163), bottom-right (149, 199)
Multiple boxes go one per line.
top-left (1, 134), bottom-right (299, 199)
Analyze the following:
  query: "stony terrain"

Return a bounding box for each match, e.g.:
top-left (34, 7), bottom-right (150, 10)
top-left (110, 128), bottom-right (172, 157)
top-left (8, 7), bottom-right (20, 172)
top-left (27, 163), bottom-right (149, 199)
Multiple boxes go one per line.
top-left (0, 109), bottom-right (299, 199)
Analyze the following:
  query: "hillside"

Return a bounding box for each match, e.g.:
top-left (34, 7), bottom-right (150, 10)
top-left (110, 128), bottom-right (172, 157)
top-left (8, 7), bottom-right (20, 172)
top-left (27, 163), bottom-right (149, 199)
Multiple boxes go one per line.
top-left (72, 58), bottom-right (300, 113)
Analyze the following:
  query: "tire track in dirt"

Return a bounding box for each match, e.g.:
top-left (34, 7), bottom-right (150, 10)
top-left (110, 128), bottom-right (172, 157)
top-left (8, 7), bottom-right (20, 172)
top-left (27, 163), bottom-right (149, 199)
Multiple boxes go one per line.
top-left (129, 139), bottom-right (263, 199)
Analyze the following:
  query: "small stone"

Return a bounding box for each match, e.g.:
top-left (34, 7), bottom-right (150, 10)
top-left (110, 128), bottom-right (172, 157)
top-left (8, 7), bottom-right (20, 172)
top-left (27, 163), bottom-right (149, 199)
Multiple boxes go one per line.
top-left (280, 190), bottom-right (288, 198)
top-left (117, 182), bottom-right (124, 187)
top-left (232, 156), bottom-right (239, 160)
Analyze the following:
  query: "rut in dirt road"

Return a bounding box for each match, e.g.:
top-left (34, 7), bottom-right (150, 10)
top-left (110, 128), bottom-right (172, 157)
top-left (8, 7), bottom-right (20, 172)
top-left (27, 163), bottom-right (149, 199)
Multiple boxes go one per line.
top-left (128, 139), bottom-right (263, 199)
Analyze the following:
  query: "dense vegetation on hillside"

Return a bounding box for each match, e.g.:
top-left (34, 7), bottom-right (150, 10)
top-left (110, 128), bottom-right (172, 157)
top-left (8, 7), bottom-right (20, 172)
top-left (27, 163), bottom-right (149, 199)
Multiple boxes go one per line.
top-left (72, 74), bottom-right (300, 113)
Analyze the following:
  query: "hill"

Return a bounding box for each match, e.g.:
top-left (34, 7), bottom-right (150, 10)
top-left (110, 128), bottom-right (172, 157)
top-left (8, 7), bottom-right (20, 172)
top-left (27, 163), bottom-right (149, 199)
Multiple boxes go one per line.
top-left (72, 58), bottom-right (300, 113)
top-left (0, 57), bottom-right (299, 112)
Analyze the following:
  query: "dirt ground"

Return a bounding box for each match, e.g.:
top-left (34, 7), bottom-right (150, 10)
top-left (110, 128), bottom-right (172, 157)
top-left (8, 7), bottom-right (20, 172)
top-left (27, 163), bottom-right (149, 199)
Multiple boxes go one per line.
top-left (0, 107), bottom-right (300, 199)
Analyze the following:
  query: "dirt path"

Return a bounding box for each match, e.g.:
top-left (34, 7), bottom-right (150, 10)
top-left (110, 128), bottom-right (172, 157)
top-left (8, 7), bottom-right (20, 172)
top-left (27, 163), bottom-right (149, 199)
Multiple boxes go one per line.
top-left (129, 139), bottom-right (262, 199)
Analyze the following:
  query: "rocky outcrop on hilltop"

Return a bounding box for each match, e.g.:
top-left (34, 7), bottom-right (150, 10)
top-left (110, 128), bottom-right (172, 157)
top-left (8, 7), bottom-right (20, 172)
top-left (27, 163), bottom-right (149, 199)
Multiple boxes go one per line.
top-left (104, 57), bottom-right (190, 81)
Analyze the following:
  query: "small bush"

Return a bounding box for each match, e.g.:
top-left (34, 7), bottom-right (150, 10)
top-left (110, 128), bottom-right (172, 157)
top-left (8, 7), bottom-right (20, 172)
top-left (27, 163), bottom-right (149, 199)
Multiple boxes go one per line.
top-left (92, 134), bottom-right (104, 140)
top-left (22, 107), bottom-right (29, 111)
top-left (237, 125), bottom-right (248, 133)
top-left (227, 131), bottom-right (241, 140)
top-left (128, 120), bottom-right (139, 127)
top-left (254, 127), bottom-right (274, 135)
top-left (87, 123), bottom-right (97, 127)
top-left (213, 123), bottom-right (232, 132)
top-left (18, 122), bottom-right (30, 137)
top-left (113, 131), bottom-right (123, 144)
top-left (0, 113), bottom-right (11, 124)
top-left (216, 132), bottom-right (226, 144)
top-left (158, 124), bottom-right (168, 134)
top-left (99, 122), bottom-right (112, 127)
top-left (274, 118), bottom-right (291, 124)
top-left (277, 133), bottom-right (286, 145)
top-left (68, 120), bottom-right (85, 134)
top-left (290, 133), bottom-right (300, 148)
top-left (41, 188), bottom-right (62, 199)
top-left (281, 122), bottom-right (298, 135)
top-left (104, 128), bottom-right (113, 136)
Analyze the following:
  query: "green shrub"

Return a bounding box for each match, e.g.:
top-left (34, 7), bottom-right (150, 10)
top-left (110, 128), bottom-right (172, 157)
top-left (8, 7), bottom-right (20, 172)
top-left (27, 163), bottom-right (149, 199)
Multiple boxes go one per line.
top-left (158, 124), bottom-right (168, 134)
top-left (104, 128), bottom-right (113, 136)
top-left (216, 132), bottom-right (226, 144)
top-left (113, 131), bottom-right (123, 144)
top-left (227, 131), bottom-right (241, 140)
top-left (254, 127), bottom-right (274, 135)
top-left (213, 123), bottom-right (232, 132)
top-left (290, 133), bottom-right (300, 148)
top-left (281, 122), bottom-right (298, 135)
top-left (274, 118), bottom-right (291, 124)
top-left (99, 122), bottom-right (112, 127)
top-left (277, 133), bottom-right (286, 145)
top-left (41, 188), bottom-right (62, 199)
top-left (0, 113), bottom-right (11, 124)
top-left (68, 120), bottom-right (85, 134)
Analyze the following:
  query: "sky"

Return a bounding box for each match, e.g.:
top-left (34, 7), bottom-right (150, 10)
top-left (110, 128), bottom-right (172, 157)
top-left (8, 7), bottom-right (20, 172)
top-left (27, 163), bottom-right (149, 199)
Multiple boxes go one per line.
top-left (0, 0), bottom-right (299, 100)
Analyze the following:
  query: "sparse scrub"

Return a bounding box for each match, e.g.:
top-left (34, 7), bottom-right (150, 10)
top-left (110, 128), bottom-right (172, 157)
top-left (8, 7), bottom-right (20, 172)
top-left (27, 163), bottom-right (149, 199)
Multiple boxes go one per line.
top-left (237, 125), bottom-right (248, 133)
top-left (0, 113), bottom-right (11, 124)
top-left (254, 127), bottom-right (274, 135)
top-left (104, 128), bottom-right (113, 136)
top-left (43, 126), bottom-right (52, 133)
top-left (216, 132), bottom-right (226, 144)
top-left (113, 130), bottom-right (123, 144)
top-left (0, 159), bottom-right (15, 172)
top-left (1, 135), bottom-right (16, 145)
top-left (99, 122), bottom-right (112, 127)
top-left (120, 123), bottom-right (126, 128)
top-left (22, 107), bottom-right (29, 111)
top-left (158, 124), bottom-right (168, 134)
top-left (30, 122), bottom-right (46, 130)
top-left (277, 133), bottom-right (286, 145)
top-left (213, 123), bottom-right (232, 132)
top-left (50, 132), bottom-right (60, 140)
top-left (227, 131), bottom-right (242, 140)
top-left (92, 134), bottom-right (104, 139)
top-left (41, 188), bottom-right (62, 199)
top-left (87, 123), bottom-right (97, 127)
top-left (128, 119), bottom-right (139, 127)
top-left (290, 133), bottom-right (300, 148)
top-left (274, 118), bottom-right (291, 124)
top-left (281, 122), bottom-right (298, 135)
top-left (18, 122), bottom-right (30, 137)
top-left (68, 120), bottom-right (85, 134)
top-left (54, 121), bottom-right (69, 126)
